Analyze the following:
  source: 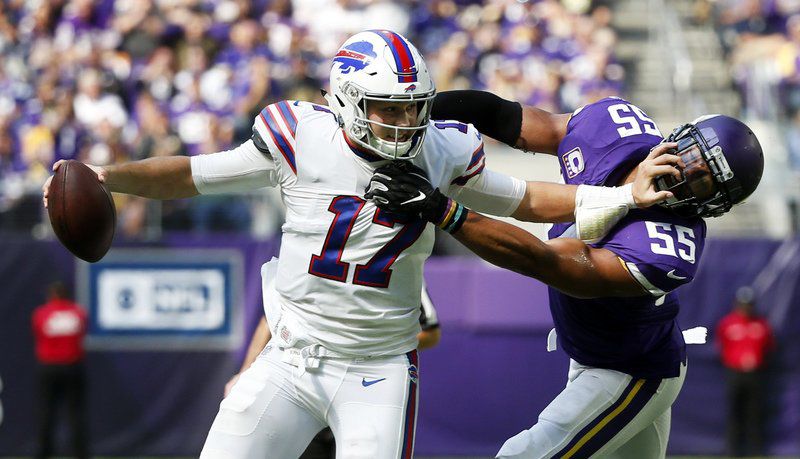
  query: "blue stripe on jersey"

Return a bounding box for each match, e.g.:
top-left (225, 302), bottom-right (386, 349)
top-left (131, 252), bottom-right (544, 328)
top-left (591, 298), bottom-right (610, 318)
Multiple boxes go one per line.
top-left (276, 101), bottom-right (298, 137)
top-left (451, 161), bottom-right (485, 186)
top-left (467, 144), bottom-right (485, 169)
top-left (259, 108), bottom-right (296, 174)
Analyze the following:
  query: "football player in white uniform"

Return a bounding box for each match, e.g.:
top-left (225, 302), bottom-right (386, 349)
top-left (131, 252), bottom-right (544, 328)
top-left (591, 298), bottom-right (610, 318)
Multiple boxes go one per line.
top-left (43, 30), bottom-right (674, 458)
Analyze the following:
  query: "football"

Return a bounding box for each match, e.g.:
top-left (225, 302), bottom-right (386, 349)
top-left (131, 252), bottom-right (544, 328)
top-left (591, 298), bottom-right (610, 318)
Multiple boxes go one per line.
top-left (47, 160), bottom-right (116, 262)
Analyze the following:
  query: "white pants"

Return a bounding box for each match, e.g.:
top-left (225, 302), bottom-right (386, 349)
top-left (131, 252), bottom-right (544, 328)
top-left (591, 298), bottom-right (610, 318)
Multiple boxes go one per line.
top-left (497, 360), bottom-right (687, 459)
top-left (201, 345), bottom-right (419, 459)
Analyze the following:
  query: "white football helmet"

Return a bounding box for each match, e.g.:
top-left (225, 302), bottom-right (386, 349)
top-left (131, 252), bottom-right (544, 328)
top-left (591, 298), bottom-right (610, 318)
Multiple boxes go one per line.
top-left (327, 30), bottom-right (436, 160)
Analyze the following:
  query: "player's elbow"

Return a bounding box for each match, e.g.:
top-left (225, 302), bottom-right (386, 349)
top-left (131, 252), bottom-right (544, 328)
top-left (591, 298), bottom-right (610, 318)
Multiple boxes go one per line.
top-left (145, 179), bottom-right (198, 200)
top-left (517, 110), bottom-right (569, 154)
top-left (510, 186), bottom-right (541, 223)
top-left (543, 240), bottom-right (650, 299)
top-left (174, 175), bottom-right (201, 199)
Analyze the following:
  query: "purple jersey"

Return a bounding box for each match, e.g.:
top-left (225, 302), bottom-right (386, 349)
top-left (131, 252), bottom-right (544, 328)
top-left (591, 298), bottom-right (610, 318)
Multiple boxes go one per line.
top-left (548, 97), bottom-right (707, 379)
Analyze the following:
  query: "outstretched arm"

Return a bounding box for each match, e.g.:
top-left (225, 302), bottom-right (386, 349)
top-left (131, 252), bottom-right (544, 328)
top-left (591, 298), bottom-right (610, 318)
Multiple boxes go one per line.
top-left (101, 156), bottom-right (197, 199)
top-left (432, 90), bottom-right (568, 154)
top-left (370, 166), bottom-right (648, 297)
top-left (452, 212), bottom-right (644, 299)
top-left (368, 145), bottom-right (681, 242)
top-left (43, 155), bottom-right (197, 205)
top-left (510, 142), bottom-right (682, 224)
top-left (43, 138), bottom-right (278, 206)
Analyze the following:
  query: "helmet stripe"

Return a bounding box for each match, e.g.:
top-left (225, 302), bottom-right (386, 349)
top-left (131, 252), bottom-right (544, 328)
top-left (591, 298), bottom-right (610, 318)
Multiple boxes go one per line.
top-left (372, 30), bottom-right (417, 83)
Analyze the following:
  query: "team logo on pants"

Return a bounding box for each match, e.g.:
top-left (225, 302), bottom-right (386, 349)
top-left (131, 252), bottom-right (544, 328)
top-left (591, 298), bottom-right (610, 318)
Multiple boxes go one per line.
top-left (408, 365), bottom-right (418, 383)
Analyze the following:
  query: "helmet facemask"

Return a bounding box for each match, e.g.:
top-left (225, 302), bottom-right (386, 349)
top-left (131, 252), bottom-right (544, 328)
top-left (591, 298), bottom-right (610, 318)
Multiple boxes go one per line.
top-left (655, 124), bottom-right (742, 218)
top-left (340, 81), bottom-right (434, 160)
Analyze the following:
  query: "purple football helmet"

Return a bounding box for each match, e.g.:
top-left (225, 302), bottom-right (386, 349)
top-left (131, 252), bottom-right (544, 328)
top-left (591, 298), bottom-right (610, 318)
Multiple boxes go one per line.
top-left (655, 115), bottom-right (764, 218)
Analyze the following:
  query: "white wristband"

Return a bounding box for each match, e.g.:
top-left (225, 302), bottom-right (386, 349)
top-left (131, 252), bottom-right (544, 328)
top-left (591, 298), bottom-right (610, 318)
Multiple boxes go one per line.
top-left (574, 183), bottom-right (636, 243)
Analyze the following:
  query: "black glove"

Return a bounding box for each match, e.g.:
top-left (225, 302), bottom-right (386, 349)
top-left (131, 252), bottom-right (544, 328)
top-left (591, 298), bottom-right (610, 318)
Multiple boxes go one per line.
top-left (365, 161), bottom-right (468, 233)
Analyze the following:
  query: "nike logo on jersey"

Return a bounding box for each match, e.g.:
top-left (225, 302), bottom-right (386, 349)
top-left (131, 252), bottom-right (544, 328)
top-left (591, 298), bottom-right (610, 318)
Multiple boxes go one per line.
top-left (401, 192), bottom-right (426, 205)
top-left (667, 270), bottom-right (687, 280)
top-left (361, 377), bottom-right (386, 387)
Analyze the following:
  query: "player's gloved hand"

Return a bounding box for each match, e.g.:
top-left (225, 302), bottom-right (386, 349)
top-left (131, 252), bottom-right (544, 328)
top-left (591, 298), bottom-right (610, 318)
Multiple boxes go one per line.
top-left (365, 161), bottom-right (468, 233)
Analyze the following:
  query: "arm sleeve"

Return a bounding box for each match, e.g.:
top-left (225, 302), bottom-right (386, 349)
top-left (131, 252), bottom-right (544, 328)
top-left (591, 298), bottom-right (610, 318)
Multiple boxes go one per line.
top-left (190, 139), bottom-right (279, 194)
top-left (448, 168), bottom-right (526, 217)
top-left (621, 260), bottom-right (693, 297)
top-left (431, 90), bottom-right (522, 147)
top-left (600, 218), bottom-right (704, 297)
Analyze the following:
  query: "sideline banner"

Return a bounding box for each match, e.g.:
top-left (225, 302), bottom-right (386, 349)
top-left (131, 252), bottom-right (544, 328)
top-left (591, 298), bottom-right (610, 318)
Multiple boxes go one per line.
top-left (78, 249), bottom-right (243, 350)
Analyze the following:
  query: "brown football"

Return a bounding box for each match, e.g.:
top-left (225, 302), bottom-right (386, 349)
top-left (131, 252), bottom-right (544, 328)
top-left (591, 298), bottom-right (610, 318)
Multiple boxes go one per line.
top-left (47, 160), bottom-right (116, 262)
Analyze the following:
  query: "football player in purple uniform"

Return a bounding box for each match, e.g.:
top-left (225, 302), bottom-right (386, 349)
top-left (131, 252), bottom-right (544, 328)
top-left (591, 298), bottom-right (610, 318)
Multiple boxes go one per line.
top-left (366, 91), bottom-right (764, 458)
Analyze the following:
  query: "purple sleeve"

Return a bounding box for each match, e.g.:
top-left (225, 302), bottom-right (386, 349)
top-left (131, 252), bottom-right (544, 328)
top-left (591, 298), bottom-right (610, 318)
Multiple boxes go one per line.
top-left (597, 210), bottom-right (707, 296)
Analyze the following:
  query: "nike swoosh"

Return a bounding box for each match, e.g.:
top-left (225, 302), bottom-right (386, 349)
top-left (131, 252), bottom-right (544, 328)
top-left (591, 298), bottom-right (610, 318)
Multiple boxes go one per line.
top-left (666, 270), bottom-right (687, 280)
top-left (361, 377), bottom-right (386, 387)
top-left (400, 192), bottom-right (426, 206)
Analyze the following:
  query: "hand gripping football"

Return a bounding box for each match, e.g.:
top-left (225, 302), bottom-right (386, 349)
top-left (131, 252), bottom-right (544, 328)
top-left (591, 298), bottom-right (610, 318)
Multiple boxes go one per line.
top-left (47, 160), bottom-right (116, 262)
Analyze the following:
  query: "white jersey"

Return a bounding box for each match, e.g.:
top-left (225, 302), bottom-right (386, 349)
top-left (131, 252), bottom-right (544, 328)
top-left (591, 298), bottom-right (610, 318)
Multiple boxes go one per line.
top-left (193, 100), bottom-right (524, 356)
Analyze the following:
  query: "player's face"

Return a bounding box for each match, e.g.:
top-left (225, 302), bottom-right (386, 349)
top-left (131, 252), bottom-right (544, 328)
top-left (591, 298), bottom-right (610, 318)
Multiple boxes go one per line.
top-left (657, 144), bottom-right (718, 203)
top-left (366, 100), bottom-right (419, 142)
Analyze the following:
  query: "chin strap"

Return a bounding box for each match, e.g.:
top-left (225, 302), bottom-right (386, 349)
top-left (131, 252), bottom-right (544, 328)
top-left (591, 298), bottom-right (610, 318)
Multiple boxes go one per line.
top-left (574, 183), bottom-right (637, 243)
top-left (369, 133), bottom-right (413, 158)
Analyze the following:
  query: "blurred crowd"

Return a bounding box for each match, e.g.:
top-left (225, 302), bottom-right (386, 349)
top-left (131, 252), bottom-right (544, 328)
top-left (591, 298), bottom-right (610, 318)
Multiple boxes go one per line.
top-left (692, 0), bottom-right (800, 169)
top-left (0, 0), bottom-right (621, 238)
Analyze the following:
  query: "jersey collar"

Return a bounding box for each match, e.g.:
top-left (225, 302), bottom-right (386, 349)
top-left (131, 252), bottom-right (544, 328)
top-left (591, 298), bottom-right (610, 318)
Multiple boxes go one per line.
top-left (343, 131), bottom-right (385, 163)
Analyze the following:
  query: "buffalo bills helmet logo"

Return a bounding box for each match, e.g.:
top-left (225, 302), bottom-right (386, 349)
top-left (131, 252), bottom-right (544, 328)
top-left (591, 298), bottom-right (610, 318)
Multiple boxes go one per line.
top-left (403, 84), bottom-right (417, 92)
top-left (333, 41), bottom-right (378, 74)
